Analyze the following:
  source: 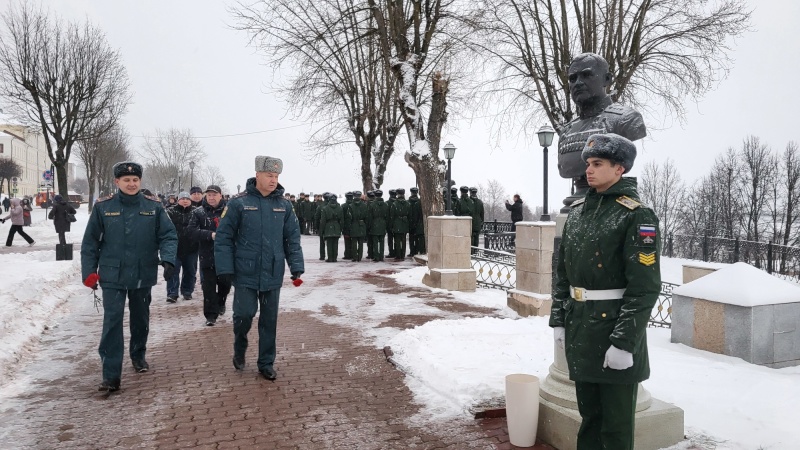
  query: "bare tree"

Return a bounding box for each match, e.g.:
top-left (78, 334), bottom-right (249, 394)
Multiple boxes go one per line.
top-left (74, 125), bottom-right (130, 210)
top-left (139, 128), bottom-right (205, 194)
top-left (0, 2), bottom-right (131, 198)
top-left (479, 179), bottom-right (507, 221)
top-left (640, 158), bottom-right (685, 244)
top-left (470, 0), bottom-right (751, 135)
top-left (200, 165), bottom-right (228, 194)
top-left (231, 0), bottom-right (403, 192)
top-left (0, 157), bottom-right (22, 196)
top-left (738, 136), bottom-right (775, 242)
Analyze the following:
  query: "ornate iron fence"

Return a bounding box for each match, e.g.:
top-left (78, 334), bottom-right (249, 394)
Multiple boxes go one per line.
top-left (481, 220), bottom-right (514, 233)
top-left (668, 233), bottom-right (800, 282)
top-left (483, 232), bottom-right (516, 253)
top-left (471, 247), bottom-right (516, 290)
top-left (650, 282), bottom-right (678, 328)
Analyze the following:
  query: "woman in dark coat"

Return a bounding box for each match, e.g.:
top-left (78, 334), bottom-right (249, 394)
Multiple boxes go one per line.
top-left (48, 194), bottom-right (76, 245)
top-left (505, 194), bottom-right (524, 230)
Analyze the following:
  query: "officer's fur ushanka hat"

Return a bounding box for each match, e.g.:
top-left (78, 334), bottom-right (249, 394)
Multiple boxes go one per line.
top-left (255, 156), bottom-right (283, 174)
top-left (581, 133), bottom-right (637, 173)
top-left (113, 161), bottom-right (143, 178)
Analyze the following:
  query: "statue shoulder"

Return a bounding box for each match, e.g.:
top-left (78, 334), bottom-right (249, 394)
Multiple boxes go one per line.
top-left (603, 102), bottom-right (637, 116)
top-left (603, 103), bottom-right (647, 141)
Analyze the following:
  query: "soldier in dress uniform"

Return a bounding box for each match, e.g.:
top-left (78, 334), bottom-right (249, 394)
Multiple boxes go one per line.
top-left (346, 190), bottom-right (368, 261)
top-left (342, 192), bottom-right (354, 260)
top-left (81, 161), bottom-right (178, 392)
top-left (368, 190), bottom-right (388, 262)
top-left (549, 134), bottom-right (660, 450)
top-left (469, 187), bottom-right (484, 249)
top-left (389, 188), bottom-right (410, 261)
top-left (365, 190), bottom-right (376, 259)
top-left (450, 186), bottom-right (460, 216)
top-left (386, 189), bottom-right (397, 258)
top-left (408, 187), bottom-right (423, 257)
top-left (314, 193), bottom-right (327, 260)
top-left (320, 192), bottom-right (343, 262)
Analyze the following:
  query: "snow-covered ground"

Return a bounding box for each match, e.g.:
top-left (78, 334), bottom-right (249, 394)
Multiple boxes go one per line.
top-left (1, 209), bottom-right (798, 449)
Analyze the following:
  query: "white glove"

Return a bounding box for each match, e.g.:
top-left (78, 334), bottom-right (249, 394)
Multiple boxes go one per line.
top-left (553, 327), bottom-right (566, 349)
top-left (603, 345), bottom-right (634, 370)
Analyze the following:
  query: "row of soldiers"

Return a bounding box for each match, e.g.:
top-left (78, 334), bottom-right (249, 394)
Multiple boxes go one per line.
top-left (304, 185), bottom-right (485, 262)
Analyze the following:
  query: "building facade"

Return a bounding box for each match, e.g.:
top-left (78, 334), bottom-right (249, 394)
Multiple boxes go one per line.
top-left (0, 125), bottom-right (54, 198)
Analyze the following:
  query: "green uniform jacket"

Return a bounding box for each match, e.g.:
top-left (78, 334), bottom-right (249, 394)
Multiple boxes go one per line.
top-left (214, 179), bottom-right (304, 291)
top-left (457, 194), bottom-right (475, 220)
top-left (368, 198), bottom-right (389, 235)
top-left (389, 198), bottom-right (411, 233)
top-left (347, 199), bottom-right (369, 237)
top-left (472, 197), bottom-right (485, 233)
top-left (81, 190), bottom-right (178, 290)
top-left (301, 199), bottom-right (316, 223)
top-left (313, 201), bottom-right (323, 231)
top-left (295, 199), bottom-right (306, 221)
top-left (549, 177), bottom-right (660, 384)
top-left (341, 199), bottom-right (352, 235)
top-left (320, 200), bottom-right (343, 237)
top-left (409, 196), bottom-right (425, 236)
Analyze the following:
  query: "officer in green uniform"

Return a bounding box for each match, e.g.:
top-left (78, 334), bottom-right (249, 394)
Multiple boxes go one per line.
top-left (301, 193), bottom-right (315, 235)
top-left (308, 194), bottom-right (319, 234)
top-left (320, 192), bottom-right (343, 262)
top-left (215, 156), bottom-right (304, 381)
top-left (470, 187), bottom-right (484, 249)
top-left (549, 134), bottom-right (660, 450)
top-left (368, 190), bottom-right (388, 262)
top-left (365, 190), bottom-right (376, 259)
top-left (295, 193), bottom-right (306, 234)
top-left (346, 191), bottom-right (369, 261)
top-left (342, 192), bottom-right (354, 260)
top-left (81, 161), bottom-right (178, 392)
top-left (389, 188), bottom-right (410, 261)
top-left (386, 189), bottom-right (396, 257)
top-left (456, 186), bottom-right (474, 220)
top-left (408, 187), bottom-right (425, 256)
top-left (450, 187), bottom-right (461, 215)
top-left (314, 193), bottom-right (327, 260)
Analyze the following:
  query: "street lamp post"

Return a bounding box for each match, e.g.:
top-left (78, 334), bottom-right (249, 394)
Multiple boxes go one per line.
top-left (189, 161), bottom-right (195, 189)
top-left (442, 142), bottom-right (457, 215)
top-left (537, 124), bottom-right (556, 221)
top-left (237, 184), bottom-right (241, 194)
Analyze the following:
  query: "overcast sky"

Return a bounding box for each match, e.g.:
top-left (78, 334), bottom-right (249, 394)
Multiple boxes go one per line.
top-left (3, 0), bottom-right (797, 211)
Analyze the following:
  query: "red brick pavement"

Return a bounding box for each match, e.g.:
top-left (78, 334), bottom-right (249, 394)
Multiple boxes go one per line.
top-left (0, 249), bottom-right (554, 449)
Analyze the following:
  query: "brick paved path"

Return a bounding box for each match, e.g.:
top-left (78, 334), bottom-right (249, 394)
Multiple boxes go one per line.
top-left (0, 237), bottom-right (553, 449)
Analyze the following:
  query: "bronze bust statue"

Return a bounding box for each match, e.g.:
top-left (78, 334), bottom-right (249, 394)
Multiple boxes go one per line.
top-left (557, 53), bottom-right (646, 189)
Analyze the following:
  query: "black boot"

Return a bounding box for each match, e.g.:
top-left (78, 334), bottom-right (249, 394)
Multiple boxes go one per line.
top-left (98, 378), bottom-right (120, 392)
top-left (259, 366), bottom-right (277, 380)
top-left (233, 354), bottom-right (245, 371)
top-left (132, 359), bottom-right (149, 373)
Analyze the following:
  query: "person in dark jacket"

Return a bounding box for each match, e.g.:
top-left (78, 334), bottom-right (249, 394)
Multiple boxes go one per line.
top-left (346, 191), bottom-right (369, 262)
top-left (550, 134), bottom-right (660, 450)
top-left (188, 185), bottom-right (230, 326)
top-left (408, 187), bottom-right (424, 256)
top-left (368, 190), bottom-right (388, 261)
top-left (313, 193), bottom-right (327, 260)
top-left (1, 198), bottom-right (34, 246)
top-left (2, 196), bottom-right (10, 212)
top-left (505, 194), bottom-right (524, 230)
top-left (81, 161), bottom-right (177, 392)
top-left (166, 192), bottom-right (199, 302)
top-left (215, 156), bottom-right (304, 381)
top-left (320, 192), bottom-right (343, 262)
top-left (341, 192), bottom-right (354, 260)
top-left (470, 187), bottom-right (484, 249)
top-left (389, 188), bottom-right (410, 261)
top-left (48, 194), bottom-right (76, 245)
top-left (189, 186), bottom-right (204, 207)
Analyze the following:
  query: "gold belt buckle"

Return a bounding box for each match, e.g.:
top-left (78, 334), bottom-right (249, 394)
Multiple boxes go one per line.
top-left (573, 287), bottom-right (585, 302)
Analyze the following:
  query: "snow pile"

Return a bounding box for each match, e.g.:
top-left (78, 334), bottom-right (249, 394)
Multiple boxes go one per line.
top-left (674, 262), bottom-right (800, 306)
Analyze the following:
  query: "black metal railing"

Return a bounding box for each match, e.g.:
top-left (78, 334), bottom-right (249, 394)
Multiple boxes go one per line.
top-left (667, 233), bottom-right (800, 282)
top-left (471, 247), bottom-right (516, 290)
top-left (484, 232), bottom-right (516, 253)
top-left (649, 282), bottom-right (678, 328)
top-left (481, 220), bottom-right (514, 233)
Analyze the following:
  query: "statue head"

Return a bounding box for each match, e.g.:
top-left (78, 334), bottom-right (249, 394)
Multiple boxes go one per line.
top-left (568, 53), bottom-right (611, 107)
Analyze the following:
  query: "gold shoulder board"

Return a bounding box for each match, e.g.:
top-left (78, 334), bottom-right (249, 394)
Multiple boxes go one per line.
top-left (616, 196), bottom-right (641, 210)
top-left (570, 197), bottom-right (586, 207)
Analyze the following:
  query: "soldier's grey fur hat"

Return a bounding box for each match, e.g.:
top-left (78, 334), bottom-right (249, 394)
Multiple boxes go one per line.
top-left (113, 161), bottom-right (143, 178)
top-left (374, 189), bottom-right (383, 197)
top-left (469, 186), bottom-right (478, 193)
top-left (395, 188), bottom-right (405, 195)
top-left (460, 185), bottom-right (469, 192)
top-left (409, 187), bottom-right (419, 193)
top-left (255, 155), bottom-right (283, 174)
top-left (581, 133), bottom-right (637, 173)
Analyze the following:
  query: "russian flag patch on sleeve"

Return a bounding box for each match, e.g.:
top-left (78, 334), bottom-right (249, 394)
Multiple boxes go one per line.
top-left (637, 225), bottom-right (657, 246)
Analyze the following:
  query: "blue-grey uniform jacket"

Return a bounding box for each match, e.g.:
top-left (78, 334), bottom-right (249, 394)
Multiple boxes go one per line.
top-left (81, 190), bottom-right (178, 290)
top-left (214, 179), bottom-right (304, 291)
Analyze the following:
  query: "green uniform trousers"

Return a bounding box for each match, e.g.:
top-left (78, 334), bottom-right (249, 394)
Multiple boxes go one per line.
top-left (371, 235), bottom-right (384, 261)
top-left (393, 233), bottom-right (407, 259)
top-left (366, 233), bottom-right (374, 258)
top-left (99, 287), bottom-right (152, 383)
top-left (575, 381), bottom-right (638, 450)
top-left (471, 232), bottom-right (479, 248)
top-left (325, 237), bottom-right (339, 262)
top-left (350, 236), bottom-right (365, 261)
top-left (414, 234), bottom-right (426, 254)
top-left (232, 287), bottom-right (280, 371)
top-left (319, 235), bottom-right (325, 260)
top-left (343, 236), bottom-right (352, 259)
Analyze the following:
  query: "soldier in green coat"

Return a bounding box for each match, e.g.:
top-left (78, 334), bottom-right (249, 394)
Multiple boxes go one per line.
top-left (389, 188), bottom-right (410, 261)
top-left (469, 187), bottom-right (484, 249)
top-left (346, 191), bottom-right (369, 261)
top-left (549, 134), bottom-right (660, 450)
top-left (313, 193), bottom-right (326, 260)
top-left (386, 189), bottom-right (396, 257)
top-left (301, 194), bottom-right (315, 235)
top-left (342, 192), bottom-right (354, 260)
top-left (408, 187), bottom-right (425, 256)
top-left (81, 162), bottom-right (178, 392)
top-left (319, 193), bottom-right (343, 262)
top-left (368, 190), bottom-right (388, 261)
top-left (365, 190), bottom-right (376, 259)
top-left (450, 187), bottom-right (460, 216)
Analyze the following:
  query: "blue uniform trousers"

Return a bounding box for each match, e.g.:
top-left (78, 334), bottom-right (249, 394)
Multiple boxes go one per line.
top-left (167, 251), bottom-right (198, 298)
top-left (99, 287), bottom-right (152, 382)
top-left (232, 287), bottom-right (281, 371)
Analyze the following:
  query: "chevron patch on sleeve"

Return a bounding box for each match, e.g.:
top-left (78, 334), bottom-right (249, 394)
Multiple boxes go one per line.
top-left (638, 252), bottom-right (656, 266)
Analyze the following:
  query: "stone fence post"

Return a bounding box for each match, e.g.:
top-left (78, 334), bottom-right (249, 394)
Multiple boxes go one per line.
top-left (507, 222), bottom-right (555, 316)
top-left (421, 216), bottom-right (476, 292)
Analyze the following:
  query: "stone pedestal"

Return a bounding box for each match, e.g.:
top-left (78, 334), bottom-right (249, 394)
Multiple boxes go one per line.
top-left (507, 222), bottom-right (555, 317)
top-left (421, 216), bottom-right (475, 292)
top-left (672, 262), bottom-right (800, 368)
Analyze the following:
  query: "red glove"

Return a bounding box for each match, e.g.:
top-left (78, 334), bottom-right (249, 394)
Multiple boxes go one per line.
top-left (292, 278), bottom-right (303, 287)
top-left (84, 273), bottom-right (100, 290)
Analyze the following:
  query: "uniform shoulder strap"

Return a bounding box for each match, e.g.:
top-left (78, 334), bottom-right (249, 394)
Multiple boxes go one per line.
top-left (570, 197), bottom-right (586, 207)
top-left (616, 195), bottom-right (641, 210)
